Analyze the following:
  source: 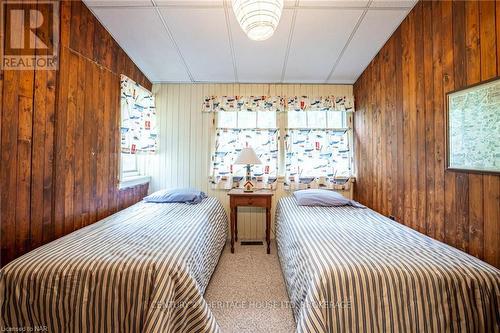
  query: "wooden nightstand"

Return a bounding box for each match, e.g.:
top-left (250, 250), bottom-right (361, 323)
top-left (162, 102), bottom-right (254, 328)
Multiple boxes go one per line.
top-left (227, 189), bottom-right (274, 254)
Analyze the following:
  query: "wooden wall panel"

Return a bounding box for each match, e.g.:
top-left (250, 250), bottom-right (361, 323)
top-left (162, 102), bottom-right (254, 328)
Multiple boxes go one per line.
top-left (354, 0), bottom-right (500, 268)
top-left (1, 0), bottom-right (151, 267)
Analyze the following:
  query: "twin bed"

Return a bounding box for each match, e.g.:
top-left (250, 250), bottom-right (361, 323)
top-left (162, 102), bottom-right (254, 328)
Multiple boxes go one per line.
top-left (276, 196), bottom-right (500, 332)
top-left (1, 193), bottom-right (499, 332)
top-left (1, 197), bottom-right (227, 332)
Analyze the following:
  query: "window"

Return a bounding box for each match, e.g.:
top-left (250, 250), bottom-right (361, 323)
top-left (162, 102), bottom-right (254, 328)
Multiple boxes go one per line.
top-left (211, 111), bottom-right (279, 188)
top-left (207, 95), bottom-right (355, 189)
top-left (121, 153), bottom-right (139, 177)
top-left (119, 75), bottom-right (157, 187)
top-left (285, 110), bottom-right (352, 181)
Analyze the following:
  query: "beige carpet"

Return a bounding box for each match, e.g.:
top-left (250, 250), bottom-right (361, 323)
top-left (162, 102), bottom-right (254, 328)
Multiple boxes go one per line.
top-left (205, 241), bottom-right (296, 333)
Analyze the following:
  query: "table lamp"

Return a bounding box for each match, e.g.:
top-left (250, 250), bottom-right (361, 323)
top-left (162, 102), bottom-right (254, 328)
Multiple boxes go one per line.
top-left (235, 147), bottom-right (262, 192)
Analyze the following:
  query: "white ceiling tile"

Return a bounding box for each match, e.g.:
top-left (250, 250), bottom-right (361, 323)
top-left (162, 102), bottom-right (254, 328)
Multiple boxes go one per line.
top-left (297, 0), bottom-right (369, 8)
top-left (229, 8), bottom-right (293, 83)
top-left (159, 7), bottom-right (234, 82)
top-left (283, 8), bottom-right (363, 83)
top-left (370, 0), bottom-right (417, 8)
top-left (155, 0), bottom-right (223, 6)
top-left (86, 0), bottom-right (414, 83)
top-left (85, 0), bottom-right (153, 7)
top-left (90, 7), bottom-right (190, 82)
top-left (329, 9), bottom-right (408, 83)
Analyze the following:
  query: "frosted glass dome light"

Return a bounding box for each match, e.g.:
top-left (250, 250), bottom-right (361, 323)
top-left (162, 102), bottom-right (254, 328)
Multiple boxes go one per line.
top-left (232, 0), bottom-right (284, 41)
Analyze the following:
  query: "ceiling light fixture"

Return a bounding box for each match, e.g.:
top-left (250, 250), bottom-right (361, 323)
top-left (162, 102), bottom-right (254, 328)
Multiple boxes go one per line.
top-left (232, 0), bottom-right (284, 41)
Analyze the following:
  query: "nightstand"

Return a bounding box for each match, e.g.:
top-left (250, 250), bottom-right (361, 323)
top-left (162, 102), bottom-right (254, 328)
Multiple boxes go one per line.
top-left (227, 188), bottom-right (274, 254)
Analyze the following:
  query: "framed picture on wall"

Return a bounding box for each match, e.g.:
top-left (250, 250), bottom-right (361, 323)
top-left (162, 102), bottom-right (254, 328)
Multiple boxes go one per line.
top-left (446, 77), bottom-right (500, 174)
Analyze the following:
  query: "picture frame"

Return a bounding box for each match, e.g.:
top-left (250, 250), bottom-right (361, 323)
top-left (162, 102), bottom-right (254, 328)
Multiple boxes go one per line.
top-left (445, 77), bottom-right (500, 175)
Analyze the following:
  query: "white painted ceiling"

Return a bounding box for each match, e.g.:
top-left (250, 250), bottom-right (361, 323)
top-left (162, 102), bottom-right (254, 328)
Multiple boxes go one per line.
top-left (84, 0), bottom-right (416, 84)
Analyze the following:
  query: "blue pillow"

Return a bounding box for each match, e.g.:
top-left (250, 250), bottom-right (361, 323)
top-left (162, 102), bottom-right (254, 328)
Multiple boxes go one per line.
top-left (144, 188), bottom-right (207, 204)
top-left (293, 189), bottom-right (365, 208)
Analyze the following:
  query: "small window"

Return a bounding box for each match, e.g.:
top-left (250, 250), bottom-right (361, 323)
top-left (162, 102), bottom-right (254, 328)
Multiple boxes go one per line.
top-left (121, 153), bottom-right (139, 177)
top-left (327, 111), bottom-right (346, 128)
top-left (216, 111), bottom-right (237, 128)
top-left (285, 111), bottom-right (352, 180)
top-left (212, 111), bottom-right (279, 182)
top-left (287, 111), bottom-right (307, 128)
top-left (217, 111), bottom-right (278, 129)
top-left (307, 111), bottom-right (327, 128)
top-left (288, 110), bottom-right (347, 129)
top-left (119, 75), bottom-right (156, 187)
top-left (237, 111), bottom-right (257, 129)
top-left (256, 111), bottom-right (277, 129)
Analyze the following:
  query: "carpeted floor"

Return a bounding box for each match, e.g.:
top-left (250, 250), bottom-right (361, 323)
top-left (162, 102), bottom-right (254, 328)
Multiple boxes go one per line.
top-left (205, 241), bottom-right (296, 333)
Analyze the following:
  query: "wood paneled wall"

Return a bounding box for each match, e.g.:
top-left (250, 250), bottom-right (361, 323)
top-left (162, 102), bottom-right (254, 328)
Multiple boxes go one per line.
top-left (152, 83), bottom-right (353, 241)
top-left (1, 0), bottom-right (150, 267)
top-left (353, 0), bottom-right (500, 268)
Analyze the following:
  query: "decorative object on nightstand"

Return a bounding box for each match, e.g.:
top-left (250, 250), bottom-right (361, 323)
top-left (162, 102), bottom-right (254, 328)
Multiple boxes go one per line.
top-left (234, 147), bottom-right (262, 192)
top-left (227, 188), bottom-right (273, 254)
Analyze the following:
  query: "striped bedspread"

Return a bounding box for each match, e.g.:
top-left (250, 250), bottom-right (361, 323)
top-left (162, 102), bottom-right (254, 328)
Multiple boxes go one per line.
top-left (276, 197), bottom-right (500, 333)
top-left (1, 197), bottom-right (228, 333)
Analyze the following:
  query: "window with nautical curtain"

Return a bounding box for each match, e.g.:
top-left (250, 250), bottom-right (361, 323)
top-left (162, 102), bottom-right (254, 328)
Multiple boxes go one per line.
top-left (204, 95), bottom-right (354, 190)
top-left (120, 75), bottom-right (157, 154)
top-left (285, 96), bottom-right (353, 189)
top-left (206, 96), bottom-right (281, 189)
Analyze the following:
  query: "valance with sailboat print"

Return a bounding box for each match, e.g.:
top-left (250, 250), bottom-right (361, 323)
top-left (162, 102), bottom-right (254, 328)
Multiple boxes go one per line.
top-left (202, 95), bottom-right (354, 112)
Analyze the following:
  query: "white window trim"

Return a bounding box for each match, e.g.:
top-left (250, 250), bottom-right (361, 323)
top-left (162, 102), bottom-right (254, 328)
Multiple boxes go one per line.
top-left (118, 155), bottom-right (149, 189)
top-left (122, 170), bottom-right (140, 178)
top-left (119, 175), bottom-right (150, 190)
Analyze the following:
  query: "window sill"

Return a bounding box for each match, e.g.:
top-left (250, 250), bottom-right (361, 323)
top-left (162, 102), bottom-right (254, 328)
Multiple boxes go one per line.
top-left (119, 175), bottom-right (150, 190)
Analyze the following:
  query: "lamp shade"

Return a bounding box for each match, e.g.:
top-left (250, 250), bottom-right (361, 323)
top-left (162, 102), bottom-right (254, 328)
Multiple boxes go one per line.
top-left (234, 147), bottom-right (262, 165)
top-left (232, 0), bottom-right (284, 41)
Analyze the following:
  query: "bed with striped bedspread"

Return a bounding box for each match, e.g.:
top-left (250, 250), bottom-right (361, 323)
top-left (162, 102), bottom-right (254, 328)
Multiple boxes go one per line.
top-left (276, 196), bottom-right (500, 333)
top-left (0, 197), bottom-right (227, 333)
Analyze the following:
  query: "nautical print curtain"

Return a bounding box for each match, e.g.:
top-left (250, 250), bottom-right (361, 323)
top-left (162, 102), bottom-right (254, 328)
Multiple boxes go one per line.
top-left (286, 96), bottom-right (353, 112)
top-left (203, 96), bottom-right (285, 112)
top-left (205, 95), bottom-right (354, 189)
top-left (284, 129), bottom-right (351, 189)
top-left (203, 95), bottom-right (353, 112)
top-left (120, 75), bottom-right (157, 154)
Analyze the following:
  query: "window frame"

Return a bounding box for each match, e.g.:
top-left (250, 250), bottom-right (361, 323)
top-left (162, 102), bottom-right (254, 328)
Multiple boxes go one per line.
top-left (212, 110), bottom-right (354, 182)
top-left (216, 110), bottom-right (278, 130)
top-left (212, 111), bottom-right (279, 183)
top-left (286, 110), bottom-right (348, 130)
top-left (284, 110), bottom-right (354, 180)
top-left (118, 75), bottom-right (154, 189)
top-left (120, 153), bottom-right (140, 179)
